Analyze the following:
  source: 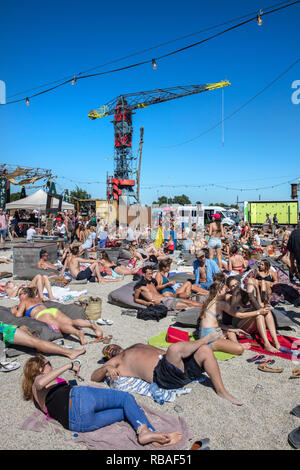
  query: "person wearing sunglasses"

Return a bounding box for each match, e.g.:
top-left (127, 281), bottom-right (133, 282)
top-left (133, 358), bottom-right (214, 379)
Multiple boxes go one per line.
top-left (22, 355), bottom-right (182, 447)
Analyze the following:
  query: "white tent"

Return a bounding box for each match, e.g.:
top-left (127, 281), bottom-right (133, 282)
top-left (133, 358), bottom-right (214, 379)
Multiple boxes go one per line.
top-left (6, 189), bottom-right (74, 211)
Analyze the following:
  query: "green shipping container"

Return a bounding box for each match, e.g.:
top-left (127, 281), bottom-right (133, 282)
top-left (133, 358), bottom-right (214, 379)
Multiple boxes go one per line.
top-left (246, 200), bottom-right (298, 225)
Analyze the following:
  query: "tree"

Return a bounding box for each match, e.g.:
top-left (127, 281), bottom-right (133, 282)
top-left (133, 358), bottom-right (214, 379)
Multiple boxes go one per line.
top-left (70, 186), bottom-right (91, 200)
top-left (172, 194), bottom-right (191, 205)
top-left (10, 192), bottom-right (21, 202)
top-left (152, 194), bottom-right (191, 205)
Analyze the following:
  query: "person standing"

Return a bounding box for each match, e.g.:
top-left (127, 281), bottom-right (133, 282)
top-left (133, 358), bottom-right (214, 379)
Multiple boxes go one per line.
top-left (0, 208), bottom-right (8, 249)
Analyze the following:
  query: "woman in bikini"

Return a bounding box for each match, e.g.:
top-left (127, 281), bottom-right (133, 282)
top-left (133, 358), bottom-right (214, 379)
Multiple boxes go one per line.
top-left (98, 251), bottom-right (136, 276)
top-left (155, 259), bottom-right (201, 302)
top-left (198, 275), bottom-right (270, 355)
top-left (22, 355), bottom-right (182, 446)
top-left (253, 259), bottom-right (278, 304)
top-left (11, 287), bottom-right (104, 345)
top-left (228, 245), bottom-right (248, 275)
top-left (225, 276), bottom-right (281, 353)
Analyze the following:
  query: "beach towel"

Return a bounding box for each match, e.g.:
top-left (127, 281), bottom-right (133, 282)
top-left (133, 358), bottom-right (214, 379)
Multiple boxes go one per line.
top-left (240, 332), bottom-right (300, 360)
top-left (19, 386), bottom-right (192, 450)
top-left (148, 330), bottom-right (237, 361)
top-left (105, 376), bottom-right (195, 402)
top-left (2, 286), bottom-right (88, 304)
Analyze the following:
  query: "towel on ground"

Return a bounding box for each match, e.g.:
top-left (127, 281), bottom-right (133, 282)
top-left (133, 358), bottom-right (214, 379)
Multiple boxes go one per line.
top-left (240, 332), bottom-right (300, 360)
top-left (105, 376), bottom-right (201, 402)
top-left (148, 330), bottom-right (237, 361)
top-left (19, 385), bottom-right (192, 450)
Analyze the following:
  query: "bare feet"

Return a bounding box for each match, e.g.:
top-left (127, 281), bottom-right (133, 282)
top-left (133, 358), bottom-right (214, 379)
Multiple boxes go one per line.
top-left (138, 428), bottom-right (182, 447)
top-left (92, 325), bottom-right (103, 338)
top-left (264, 343), bottom-right (279, 354)
top-left (216, 390), bottom-right (244, 406)
top-left (67, 348), bottom-right (86, 360)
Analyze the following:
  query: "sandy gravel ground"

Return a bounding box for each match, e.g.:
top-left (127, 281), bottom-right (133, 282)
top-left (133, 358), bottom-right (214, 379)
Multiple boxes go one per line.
top-left (0, 243), bottom-right (299, 450)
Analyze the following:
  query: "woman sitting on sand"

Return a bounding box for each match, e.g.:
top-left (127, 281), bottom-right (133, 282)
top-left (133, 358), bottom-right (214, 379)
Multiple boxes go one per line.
top-left (5, 275), bottom-right (56, 301)
top-left (253, 259), bottom-right (278, 304)
top-left (198, 274), bottom-right (271, 355)
top-left (224, 276), bottom-right (281, 353)
top-left (11, 287), bottom-right (103, 345)
top-left (228, 245), bottom-right (248, 275)
top-left (99, 251), bottom-right (137, 276)
top-left (22, 355), bottom-right (182, 446)
top-left (155, 259), bottom-right (201, 302)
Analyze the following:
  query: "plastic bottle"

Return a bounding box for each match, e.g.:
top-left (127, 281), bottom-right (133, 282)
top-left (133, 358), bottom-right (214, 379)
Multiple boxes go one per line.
top-left (149, 383), bottom-right (165, 405)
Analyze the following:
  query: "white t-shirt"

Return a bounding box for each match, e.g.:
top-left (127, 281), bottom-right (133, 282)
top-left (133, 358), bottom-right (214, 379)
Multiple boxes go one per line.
top-left (254, 234), bottom-right (261, 246)
top-left (26, 228), bottom-right (36, 240)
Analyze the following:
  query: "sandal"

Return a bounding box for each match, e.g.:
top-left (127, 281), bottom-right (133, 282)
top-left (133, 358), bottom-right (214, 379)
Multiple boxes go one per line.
top-left (89, 335), bottom-right (113, 344)
top-left (96, 319), bottom-right (114, 326)
top-left (0, 361), bottom-right (20, 372)
top-left (289, 368), bottom-right (300, 379)
top-left (256, 359), bottom-right (275, 366)
top-left (189, 438), bottom-right (210, 450)
top-left (257, 363), bottom-right (284, 373)
top-left (247, 355), bottom-right (264, 363)
top-left (255, 357), bottom-right (270, 365)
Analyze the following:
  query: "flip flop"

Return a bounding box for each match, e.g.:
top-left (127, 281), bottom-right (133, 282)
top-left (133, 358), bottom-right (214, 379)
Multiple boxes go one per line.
top-left (288, 426), bottom-right (300, 449)
top-left (96, 319), bottom-right (114, 326)
top-left (89, 335), bottom-right (113, 344)
top-left (291, 405), bottom-right (300, 418)
top-left (189, 438), bottom-right (210, 450)
top-left (289, 368), bottom-right (300, 379)
top-left (256, 359), bottom-right (276, 366)
top-left (257, 363), bottom-right (284, 373)
top-left (247, 355), bottom-right (264, 363)
top-left (255, 357), bottom-right (269, 364)
top-left (0, 361), bottom-right (20, 372)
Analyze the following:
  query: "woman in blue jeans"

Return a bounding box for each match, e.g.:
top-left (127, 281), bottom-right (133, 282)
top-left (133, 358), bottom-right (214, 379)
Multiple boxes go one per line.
top-left (22, 355), bottom-right (182, 447)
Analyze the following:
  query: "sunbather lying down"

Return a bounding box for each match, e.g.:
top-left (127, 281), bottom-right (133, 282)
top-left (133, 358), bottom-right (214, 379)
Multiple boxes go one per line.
top-left (11, 286), bottom-right (103, 345)
top-left (5, 276), bottom-right (57, 301)
top-left (0, 321), bottom-right (85, 360)
top-left (0, 257), bottom-right (11, 264)
top-left (23, 355), bottom-right (182, 447)
top-left (91, 332), bottom-right (243, 406)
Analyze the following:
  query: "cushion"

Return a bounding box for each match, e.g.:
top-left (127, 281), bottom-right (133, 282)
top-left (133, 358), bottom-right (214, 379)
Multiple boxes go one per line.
top-left (174, 308), bottom-right (199, 327)
top-left (117, 248), bottom-right (133, 266)
top-left (108, 281), bottom-right (146, 309)
top-left (14, 267), bottom-right (58, 280)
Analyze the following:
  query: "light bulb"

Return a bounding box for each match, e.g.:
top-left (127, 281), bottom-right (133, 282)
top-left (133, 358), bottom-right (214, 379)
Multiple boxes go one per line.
top-left (26, 97), bottom-right (30, 106)
top-left (152, 59), bottom-right (157, 70)
top-left (257, 10), bottom-right (263, 26)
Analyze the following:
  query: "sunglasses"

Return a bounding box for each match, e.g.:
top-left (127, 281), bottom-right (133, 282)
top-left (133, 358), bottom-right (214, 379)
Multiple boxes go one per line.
top-left (43, 361), bottom-right (51, 368)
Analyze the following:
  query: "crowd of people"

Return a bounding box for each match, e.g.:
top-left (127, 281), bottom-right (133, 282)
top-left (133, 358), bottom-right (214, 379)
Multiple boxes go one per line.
top-left (0, 206), bottom-right (300, 448)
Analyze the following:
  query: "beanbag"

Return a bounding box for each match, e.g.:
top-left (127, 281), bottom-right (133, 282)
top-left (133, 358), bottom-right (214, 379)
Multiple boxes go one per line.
top-left (14, 267), bottom-right (58, 281)
top-left (108, 281), bottom-right (145, 309)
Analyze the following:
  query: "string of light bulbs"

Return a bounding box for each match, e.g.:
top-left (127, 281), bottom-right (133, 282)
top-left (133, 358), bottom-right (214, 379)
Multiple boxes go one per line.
top-left (141, 177), bottom-right (299, 192)
top-left (1, 1), bottom-right (299, 106)
top-left (6, 0), bottom-right (292, 100)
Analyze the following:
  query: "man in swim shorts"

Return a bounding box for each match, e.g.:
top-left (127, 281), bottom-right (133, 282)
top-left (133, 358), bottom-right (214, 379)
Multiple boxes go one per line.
top-left (90, 336), bottom-right (243, 406)
top-left (0, 321), bottom-right (85, 360)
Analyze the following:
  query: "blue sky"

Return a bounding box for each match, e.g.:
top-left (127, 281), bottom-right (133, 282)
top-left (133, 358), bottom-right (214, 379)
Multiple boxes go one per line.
top-left (1, 0), bottom-right (299, 205)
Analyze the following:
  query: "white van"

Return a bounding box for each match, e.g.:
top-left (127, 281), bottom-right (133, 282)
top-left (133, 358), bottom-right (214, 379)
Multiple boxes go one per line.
top-left (203, 206), bottom-right (235, 226)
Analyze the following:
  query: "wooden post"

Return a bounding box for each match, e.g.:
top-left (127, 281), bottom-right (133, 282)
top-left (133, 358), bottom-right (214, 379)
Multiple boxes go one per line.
top-left (136, 127), bottom-right (144, 203)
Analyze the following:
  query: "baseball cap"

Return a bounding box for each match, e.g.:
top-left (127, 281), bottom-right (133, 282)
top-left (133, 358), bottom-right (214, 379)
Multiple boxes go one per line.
top-left (212, 213), bottom-right (220, 219)
top-left (196, 249), bottom-right (205, 258)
